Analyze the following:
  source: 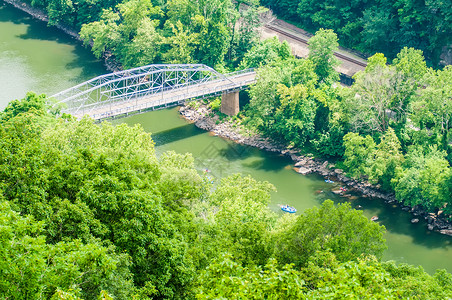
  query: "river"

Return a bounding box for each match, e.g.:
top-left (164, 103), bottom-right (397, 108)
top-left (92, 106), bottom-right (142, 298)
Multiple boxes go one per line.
top-left (1, 0), bottom-right (451, 275)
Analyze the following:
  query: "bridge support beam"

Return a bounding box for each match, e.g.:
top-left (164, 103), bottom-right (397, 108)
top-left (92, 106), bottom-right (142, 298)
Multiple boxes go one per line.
top-left (220, 91), bottom-right (239, 116)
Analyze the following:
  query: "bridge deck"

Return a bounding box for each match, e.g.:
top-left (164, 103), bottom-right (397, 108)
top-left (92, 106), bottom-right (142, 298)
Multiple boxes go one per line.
top-left (72, 72), bottom-right (256, 120)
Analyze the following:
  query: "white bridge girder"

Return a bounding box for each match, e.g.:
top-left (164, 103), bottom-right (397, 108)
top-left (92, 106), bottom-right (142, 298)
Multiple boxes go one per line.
top-left (50, 64), bottom-right (256, 120)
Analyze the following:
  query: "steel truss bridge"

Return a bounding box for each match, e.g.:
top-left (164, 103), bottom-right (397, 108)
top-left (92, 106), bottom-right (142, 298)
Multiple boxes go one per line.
top-left (50, 64), bottom-right (256, 120)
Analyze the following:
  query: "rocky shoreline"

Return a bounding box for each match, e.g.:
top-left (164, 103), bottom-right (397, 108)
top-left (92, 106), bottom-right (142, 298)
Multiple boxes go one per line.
top-left (3, 0), bottom-right (77, 38)
top-left (5, 0), bottom-right (452, 237)
top-left (180, 103), bottom-right (452, 236)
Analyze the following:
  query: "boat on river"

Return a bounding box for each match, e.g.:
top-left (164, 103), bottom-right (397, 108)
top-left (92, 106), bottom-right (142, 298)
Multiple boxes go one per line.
top-left (281, 205), bottom-right (297, 213)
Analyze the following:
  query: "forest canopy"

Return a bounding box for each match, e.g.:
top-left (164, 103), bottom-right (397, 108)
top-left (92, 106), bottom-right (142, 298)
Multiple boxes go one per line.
top-left (26, 0), bottom-right (264, 70)
top-left (260, 0), bottom-right (452, 65)
top-left (241, 29), bottom-right (452, 218)
top-left (1, 93), bottom-right (451, 298)
top-left (3, 0), bottom-right (452, 298)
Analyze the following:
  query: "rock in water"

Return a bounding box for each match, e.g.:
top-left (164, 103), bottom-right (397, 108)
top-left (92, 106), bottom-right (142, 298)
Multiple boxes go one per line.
top-left (295, 167), bottom-right (312, 175)
top-left (295, 159), bottom-right (306, 167)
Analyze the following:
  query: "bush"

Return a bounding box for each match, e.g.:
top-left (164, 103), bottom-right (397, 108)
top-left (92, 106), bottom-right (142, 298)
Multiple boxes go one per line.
top-left (208, 98), bottom-right (221, 111)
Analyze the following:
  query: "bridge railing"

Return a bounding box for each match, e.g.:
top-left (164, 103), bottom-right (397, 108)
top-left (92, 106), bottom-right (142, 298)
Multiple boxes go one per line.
top-left (51, 64), bottom-right (230, 113)
top-left (88, 74), bottom-right (256, 120)
top-left (74, 68), bottom-right (255, 119)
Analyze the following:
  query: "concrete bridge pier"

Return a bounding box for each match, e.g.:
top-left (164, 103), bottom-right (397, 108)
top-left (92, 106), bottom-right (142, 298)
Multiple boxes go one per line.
top-left (220, 91), bottom-right (240, 116)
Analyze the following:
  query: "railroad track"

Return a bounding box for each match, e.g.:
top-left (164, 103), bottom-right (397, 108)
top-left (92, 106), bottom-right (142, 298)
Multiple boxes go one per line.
top-left (264, 24), bottom-right (368, 68)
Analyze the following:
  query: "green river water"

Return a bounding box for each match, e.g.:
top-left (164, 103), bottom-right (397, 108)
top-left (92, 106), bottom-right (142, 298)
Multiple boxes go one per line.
top-left (1, 0), bottom-right (451, 275)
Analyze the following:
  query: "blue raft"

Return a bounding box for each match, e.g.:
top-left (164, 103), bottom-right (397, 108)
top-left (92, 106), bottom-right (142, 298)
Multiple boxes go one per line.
top-left (281, 205), bottom-right (297, 213)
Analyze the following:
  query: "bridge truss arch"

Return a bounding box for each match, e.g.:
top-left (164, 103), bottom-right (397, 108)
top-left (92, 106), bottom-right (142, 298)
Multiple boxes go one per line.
top-left (50, 64), bottom-right (255, 120)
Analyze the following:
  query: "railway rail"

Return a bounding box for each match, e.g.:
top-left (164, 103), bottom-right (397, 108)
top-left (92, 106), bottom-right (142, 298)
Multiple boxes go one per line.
top-left (264, 24), bottom-right (368, 68)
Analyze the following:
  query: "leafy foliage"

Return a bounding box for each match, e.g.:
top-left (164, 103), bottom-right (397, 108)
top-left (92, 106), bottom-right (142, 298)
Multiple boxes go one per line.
top-left (260, 0), bottom-right (452, 65)
top-left (244, 30), bottom-right (342, 150)
top-left (273, 200), bottom-right (387, 267)
top-left (2, 4), bottom-right (452, 292)
top-left (393, 146), bottom-right (451, 212)
top-left (5, 92), bottom-right (447, 299)
top-left (239, 37), bottom-right (291, 69)
top-left (195, 252), bottom-right (452, 299)
top-left (76, 0), bottom-right (264, 69)
top-left (308, 28), bottom-right (340, 84)
top-left (0, 199), bottom-right (133, 299)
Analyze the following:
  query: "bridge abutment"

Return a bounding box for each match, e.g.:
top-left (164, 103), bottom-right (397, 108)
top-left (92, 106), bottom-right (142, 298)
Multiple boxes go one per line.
top-left (220, 91), bottom-right (240, 116)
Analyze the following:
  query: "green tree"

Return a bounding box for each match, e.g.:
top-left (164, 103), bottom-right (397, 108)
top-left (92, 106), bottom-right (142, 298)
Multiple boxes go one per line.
top-left (270, 84), bottom-right (317, 146)
top-left (0, 92), bottom-right (48, 122)
top-left (207, 174), bottom-right (276, 265)
top-left (239, 37), bottom-right (291, 69)
top-left (195, 18), bottom-right (230, 67)
top-left (0, 100), bottom-right (196, 299)
top-left (361, 7), bottom-right (397, 56)
top-left (162, 20), bottom-right (199, 63)
top-left (80, 0), bottom-right (164, 67)
top-left (343, 132), bottom-right (376, 179)
top-left (0, 199), bottom-right (133, 299)
top-left (246, 62), bottom-right (294, 128)
top-left (79, 8), bottom-right (122, 59)
top-left (273, 200), bottom-right (387, 267)
top-left (290, 58), bottom-right (318, 89)
top-left (348, 55), bottom-right (414, 135)
top-left (121, 18), bottom-right (163, 68)
top-left (196, 253), bottom-right (452, 299)
top-left (393, 146), bottom-right (451, 212)
top-left (195, 255), bottom-right (305, 299)
top-left (308, 28), bottom-right (340, 84)
top-left (230, 4), bottom-right (262, 64)
top-left (410, 66), bottom-right (452, 150)
top-left (367, 128), bottom-right (404, 191)
top-left (393, 47), bottom-right (428, 83)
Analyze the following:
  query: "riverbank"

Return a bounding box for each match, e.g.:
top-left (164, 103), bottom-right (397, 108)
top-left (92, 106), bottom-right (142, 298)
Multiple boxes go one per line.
top-left (5, 0), bottom-right (452, 237)
top-left (180, 103), bottom-right (452, 236)
top-left (2, 0), bottom-right (77, 38)
top-left (1, 0), bottom-right (121, 72)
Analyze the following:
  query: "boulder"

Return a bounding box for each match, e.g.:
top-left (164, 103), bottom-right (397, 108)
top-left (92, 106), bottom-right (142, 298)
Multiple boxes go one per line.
top-left (295, 159), bottom-right (307, 167)
top-left (296, 167), bottom-right (312, 175)
top-left (334, 169), bottom-right (343, 174)
top-left (319, 170), bottom-right (329, 176)
top-left (411, 218), bottom-right (419, 224)
top-left (439, 229), bottom-right (452, 236)
top-left (427, 213), bottom-right (436, 224)
top-left (290, 154), bottom-right (300, 161)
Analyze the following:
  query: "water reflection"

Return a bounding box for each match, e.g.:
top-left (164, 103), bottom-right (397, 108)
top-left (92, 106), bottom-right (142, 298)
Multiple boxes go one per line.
top-left (3, 0), bottom-right (450, 274)
top-left (0, 2), bottom-right (105, 105)
top-left (152, 123), bottom-right (205, 146)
